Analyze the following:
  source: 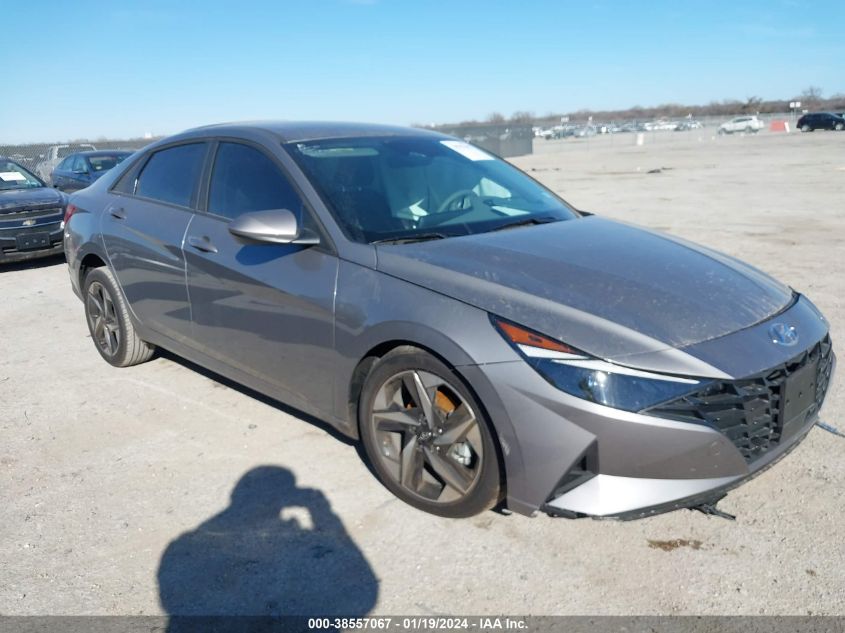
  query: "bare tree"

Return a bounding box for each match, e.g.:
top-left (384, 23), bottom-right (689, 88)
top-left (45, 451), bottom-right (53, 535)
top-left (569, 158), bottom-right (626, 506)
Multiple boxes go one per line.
top-left (800, 86), bottom-right (823, 107)
top-left (486, 112), bottom-right (505, 124)
top-left (509, 111), bottom-right (535, 124)
top-left (742, 96), bottom-right (763, 113)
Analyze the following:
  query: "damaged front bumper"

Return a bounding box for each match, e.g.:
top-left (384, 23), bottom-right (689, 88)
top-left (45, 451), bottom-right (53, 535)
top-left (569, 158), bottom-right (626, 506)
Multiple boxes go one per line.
top-left (462, 301), bottom-right (834, 519)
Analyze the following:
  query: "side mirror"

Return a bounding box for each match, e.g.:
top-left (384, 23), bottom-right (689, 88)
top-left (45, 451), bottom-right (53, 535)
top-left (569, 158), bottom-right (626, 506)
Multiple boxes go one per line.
top-left (228, 209), bottom-right (319, 245)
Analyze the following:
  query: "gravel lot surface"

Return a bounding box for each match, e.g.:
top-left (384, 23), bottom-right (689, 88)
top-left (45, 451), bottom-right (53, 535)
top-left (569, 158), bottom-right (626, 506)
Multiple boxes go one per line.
top-left (1, 130), bottom-right (843, 616)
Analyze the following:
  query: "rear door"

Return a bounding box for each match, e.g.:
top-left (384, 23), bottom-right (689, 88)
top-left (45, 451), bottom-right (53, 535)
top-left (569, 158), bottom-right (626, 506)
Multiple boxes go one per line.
top-left (184, 140), bottom-right (338, 411)
top-left (101, 142), bottom-right (209, 345)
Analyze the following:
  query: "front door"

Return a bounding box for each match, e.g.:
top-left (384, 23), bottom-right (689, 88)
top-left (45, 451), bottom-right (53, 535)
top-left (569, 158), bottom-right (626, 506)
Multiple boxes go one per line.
top-left (184, 141), bottom-right (338, 412)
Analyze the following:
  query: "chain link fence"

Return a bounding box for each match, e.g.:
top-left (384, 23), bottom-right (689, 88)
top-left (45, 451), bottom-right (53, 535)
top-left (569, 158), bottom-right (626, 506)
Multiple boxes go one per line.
top-left (0, 138), bottom-right (157, 184)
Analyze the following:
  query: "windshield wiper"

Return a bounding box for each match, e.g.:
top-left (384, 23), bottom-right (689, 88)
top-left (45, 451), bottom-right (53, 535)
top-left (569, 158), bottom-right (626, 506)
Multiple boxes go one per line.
top-left (371, 233), bottom-right (448, 245)
top-left (489, 216), bottom-right (559, 232)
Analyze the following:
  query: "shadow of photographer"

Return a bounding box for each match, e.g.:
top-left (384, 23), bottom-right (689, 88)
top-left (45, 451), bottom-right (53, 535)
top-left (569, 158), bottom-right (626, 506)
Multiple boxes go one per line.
top-left (158, 465), bottom-right (378, 627)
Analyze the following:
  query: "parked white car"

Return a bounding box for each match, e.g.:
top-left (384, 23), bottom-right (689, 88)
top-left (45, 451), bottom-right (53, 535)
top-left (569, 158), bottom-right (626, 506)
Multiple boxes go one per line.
top-left (718, 116), bottom-right (765, 134)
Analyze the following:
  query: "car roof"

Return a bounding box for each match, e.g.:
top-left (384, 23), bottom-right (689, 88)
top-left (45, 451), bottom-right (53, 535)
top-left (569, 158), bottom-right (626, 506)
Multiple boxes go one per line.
top-left (180, 121), bottom-right (449, 143)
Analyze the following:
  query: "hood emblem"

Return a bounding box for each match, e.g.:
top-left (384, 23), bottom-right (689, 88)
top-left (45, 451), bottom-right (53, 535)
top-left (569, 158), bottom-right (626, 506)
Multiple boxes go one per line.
top-left (22, 219), bottom-right (36, 226)
top-left (769, 322), bottom-right (798, 347)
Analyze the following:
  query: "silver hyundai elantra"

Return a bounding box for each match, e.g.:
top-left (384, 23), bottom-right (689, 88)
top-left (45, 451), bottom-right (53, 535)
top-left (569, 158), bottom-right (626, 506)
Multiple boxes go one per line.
top-left (63, 122), bottom-right (836, 518)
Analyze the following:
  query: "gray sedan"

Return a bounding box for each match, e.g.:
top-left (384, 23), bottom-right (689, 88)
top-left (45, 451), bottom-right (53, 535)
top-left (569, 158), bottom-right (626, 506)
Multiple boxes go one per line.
top-left (63, 122), bottom-right (835, 519)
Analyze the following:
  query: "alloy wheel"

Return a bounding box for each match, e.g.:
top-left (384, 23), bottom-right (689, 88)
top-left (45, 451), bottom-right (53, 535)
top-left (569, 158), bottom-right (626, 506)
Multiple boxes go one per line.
top-left (369, 370), bottom-right (484, 504)
top-left (86, 281), bottom-right (120, 357)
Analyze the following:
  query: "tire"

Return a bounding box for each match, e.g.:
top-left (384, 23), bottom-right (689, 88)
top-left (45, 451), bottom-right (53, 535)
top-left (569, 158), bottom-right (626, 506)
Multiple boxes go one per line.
top-left (83, 267), bottom-right (155, 367)
top-left (836, 123), bottom-right (844, 131)
top-left (745, 126), bottom-right (753, 133)
top-left (358, 347), bottom-right (502, 518)
top-left (802, 124), bottom-right (812, 132)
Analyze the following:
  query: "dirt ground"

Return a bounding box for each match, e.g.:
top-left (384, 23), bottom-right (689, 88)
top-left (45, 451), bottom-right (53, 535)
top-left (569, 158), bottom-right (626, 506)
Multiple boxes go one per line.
top-left (1, 130), bottom-right (843, 617)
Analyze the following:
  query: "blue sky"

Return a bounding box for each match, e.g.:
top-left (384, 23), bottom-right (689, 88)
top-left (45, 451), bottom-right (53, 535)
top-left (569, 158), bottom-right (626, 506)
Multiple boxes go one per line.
top-left (3, 0), bottom-right (843, 143)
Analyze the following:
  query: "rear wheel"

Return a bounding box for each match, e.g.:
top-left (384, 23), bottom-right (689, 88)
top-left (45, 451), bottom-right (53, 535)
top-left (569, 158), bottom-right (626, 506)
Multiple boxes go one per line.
top-left (359, 347), bottom-right (501, 517)
top-left (83, 267), bottom-right (155, 367)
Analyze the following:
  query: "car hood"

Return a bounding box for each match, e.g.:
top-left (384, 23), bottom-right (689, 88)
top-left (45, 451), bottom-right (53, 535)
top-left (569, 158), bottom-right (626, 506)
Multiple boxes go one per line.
top-left (375, 215), bottom-right (793, 362)
top-left (0, 186), bottom-right (65, 213)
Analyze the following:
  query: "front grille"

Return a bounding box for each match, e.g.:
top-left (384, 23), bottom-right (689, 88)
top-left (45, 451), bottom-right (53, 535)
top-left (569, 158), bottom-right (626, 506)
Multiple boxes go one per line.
top-left (0, 206), bottom-right (63, 220)
top-left (644, 335), bottom-right (833, 463)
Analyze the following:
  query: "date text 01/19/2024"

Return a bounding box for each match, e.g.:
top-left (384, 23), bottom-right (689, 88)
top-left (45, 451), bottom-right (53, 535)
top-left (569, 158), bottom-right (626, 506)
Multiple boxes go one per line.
top-left (307, 617), bottom-right (528, 630)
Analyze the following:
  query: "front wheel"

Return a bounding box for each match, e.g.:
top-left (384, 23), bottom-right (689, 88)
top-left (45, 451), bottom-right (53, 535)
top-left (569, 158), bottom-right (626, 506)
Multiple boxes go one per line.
top-left (83, 267), bottom-right (155, 367)
top-left (802, 124), bottom-right (812, 132)
top-left (836, 123), bottom-right (844, 131)
top-left (359, 347), bottom-right (502, 517)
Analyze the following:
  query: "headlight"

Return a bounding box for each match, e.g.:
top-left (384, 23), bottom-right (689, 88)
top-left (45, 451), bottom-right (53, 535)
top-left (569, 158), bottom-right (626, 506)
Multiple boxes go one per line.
top-left (492, 316), bottom-right (708, 412)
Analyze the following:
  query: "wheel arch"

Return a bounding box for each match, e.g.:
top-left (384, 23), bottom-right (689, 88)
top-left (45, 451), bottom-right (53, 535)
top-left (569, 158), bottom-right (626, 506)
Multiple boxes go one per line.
top-left (346, 332), bottom-right (510, 502)
top-left (79, 252), bottom-right (107, 288)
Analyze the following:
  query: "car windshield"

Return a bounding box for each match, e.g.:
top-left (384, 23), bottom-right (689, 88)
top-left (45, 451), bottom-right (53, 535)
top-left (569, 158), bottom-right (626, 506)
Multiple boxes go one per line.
top-left (287, 136), bottom-right (578, 244)
top-left (0, 161), bottom-right (43, 190)
top-left (88, 154), bottom-right (129, 172)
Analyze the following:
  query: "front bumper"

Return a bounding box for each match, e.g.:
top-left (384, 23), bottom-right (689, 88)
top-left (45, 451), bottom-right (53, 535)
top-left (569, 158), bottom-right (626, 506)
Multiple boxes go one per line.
top-left (544, 411), bottom-right (816, 519)
top-left (465, 300), bottom-right (835, 519)
top-left (0, 214), bottom-right (64, 263)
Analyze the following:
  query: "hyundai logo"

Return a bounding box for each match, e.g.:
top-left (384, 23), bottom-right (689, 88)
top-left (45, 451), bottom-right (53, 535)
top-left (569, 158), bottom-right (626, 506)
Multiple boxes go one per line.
top-left (769, 322), bottom-right (798, 347)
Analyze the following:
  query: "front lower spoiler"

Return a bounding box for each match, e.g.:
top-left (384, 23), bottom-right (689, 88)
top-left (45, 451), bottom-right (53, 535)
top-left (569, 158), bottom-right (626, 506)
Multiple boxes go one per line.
top-left (543, 414), bottom-right (817, 520)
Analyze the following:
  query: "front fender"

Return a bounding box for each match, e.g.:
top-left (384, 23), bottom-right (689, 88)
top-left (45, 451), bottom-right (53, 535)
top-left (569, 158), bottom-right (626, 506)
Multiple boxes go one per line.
top-left (333, 261), bottom-right (527, 505)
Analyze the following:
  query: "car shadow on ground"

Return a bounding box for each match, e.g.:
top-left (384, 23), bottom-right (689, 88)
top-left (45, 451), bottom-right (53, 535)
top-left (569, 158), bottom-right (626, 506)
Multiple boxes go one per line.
top-left (157, 350), bottom-right (383, 482)
top-left (157, 350), bottom-right (356, 445)
top-left (0, 253), bottom-right (65, 272)
top-left (158, 465), bottom-right (379, 630)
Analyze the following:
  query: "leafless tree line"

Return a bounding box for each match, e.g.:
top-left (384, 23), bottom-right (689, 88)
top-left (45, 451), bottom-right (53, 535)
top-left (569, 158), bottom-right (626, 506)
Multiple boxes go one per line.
top-left (448, 87), bottom-right (844, 127)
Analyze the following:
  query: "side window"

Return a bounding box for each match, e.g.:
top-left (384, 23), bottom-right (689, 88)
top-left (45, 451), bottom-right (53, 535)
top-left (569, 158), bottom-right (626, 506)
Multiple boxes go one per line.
top-left (71, 156), bottom-right (86, 172)
top-left (136, 143), bottom-right (206, 208)
top-left (208, 142), bottom-right (305, 221)
top-left (57, 157), bottom-right (72, 171)
top-left (113, 161), bottom-right (140, 194)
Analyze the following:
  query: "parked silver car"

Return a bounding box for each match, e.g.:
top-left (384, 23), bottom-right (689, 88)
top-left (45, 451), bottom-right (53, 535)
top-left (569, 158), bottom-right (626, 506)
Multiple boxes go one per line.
top-left (63, 122), bottom-right (835, 519)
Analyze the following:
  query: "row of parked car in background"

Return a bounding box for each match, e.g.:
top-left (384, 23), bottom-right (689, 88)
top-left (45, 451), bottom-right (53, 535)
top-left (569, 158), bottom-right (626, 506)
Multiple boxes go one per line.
top-left (0, 146), bottom-right (134, 262)
top-left (534, 112), bottom-right (845, 138)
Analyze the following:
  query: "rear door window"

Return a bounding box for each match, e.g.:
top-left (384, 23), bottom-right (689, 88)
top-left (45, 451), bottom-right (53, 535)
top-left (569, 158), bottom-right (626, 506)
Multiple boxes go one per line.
top-left (136, 143), bottom-right (207, 208)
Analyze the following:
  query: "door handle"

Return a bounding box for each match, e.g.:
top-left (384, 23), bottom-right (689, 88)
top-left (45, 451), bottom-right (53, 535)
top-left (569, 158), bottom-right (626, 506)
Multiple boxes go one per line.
top-left (109, 206), bottom-right (126, 219)
top-left (187, 235), bottom-right (218, 254)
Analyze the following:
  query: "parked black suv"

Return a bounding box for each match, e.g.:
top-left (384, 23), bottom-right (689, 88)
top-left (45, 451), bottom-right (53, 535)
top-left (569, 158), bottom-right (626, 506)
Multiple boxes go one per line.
top-left (796, 112), bottom-right (845, 132)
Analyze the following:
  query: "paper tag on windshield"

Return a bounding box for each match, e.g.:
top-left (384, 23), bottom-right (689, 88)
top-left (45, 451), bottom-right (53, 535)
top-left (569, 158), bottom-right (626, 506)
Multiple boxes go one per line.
top-left (440, 140), bottom-right (494, 161)
top-left (0, 171), bottom-right (26, 182)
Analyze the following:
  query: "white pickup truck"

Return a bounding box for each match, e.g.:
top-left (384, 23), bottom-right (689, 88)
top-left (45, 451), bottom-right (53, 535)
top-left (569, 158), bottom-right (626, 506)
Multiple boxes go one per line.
top-left (718, 116), bottom-right (765, 134)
